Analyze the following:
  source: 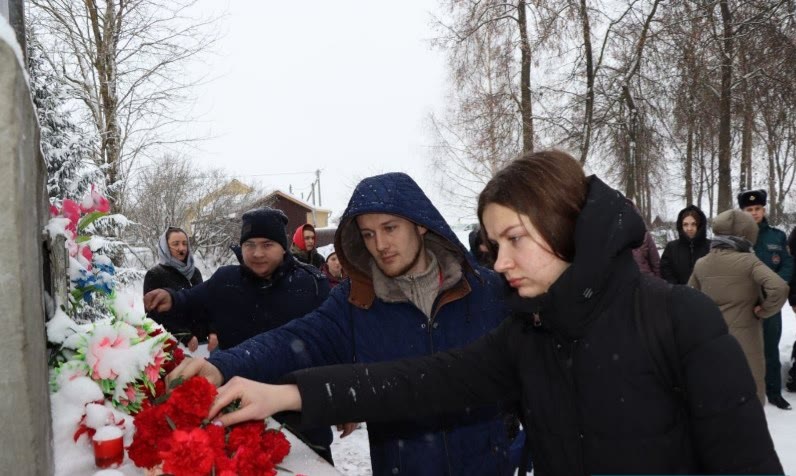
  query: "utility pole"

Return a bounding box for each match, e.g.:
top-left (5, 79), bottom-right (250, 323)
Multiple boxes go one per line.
top-left (316, 169), bottom-right (322, 207)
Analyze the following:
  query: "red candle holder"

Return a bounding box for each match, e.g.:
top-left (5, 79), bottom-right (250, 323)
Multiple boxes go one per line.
top-left (93, 434), bottom-right (124, 468)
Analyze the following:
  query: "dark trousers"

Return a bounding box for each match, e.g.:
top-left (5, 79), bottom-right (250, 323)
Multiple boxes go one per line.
top-left (763, 311), bottom-right (783, 398)
top-left (788, 341), bottom-right (796, 392)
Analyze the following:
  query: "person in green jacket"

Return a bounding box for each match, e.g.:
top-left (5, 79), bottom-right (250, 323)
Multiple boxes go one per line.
top-left (739, 189), bottom-right (794, 410)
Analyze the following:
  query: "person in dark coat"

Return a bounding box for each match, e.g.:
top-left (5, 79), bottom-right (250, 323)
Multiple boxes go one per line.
top-left (468, 225), bottom-right (494, 268)
top-left (143, 226), bottom-right (212, 352)
top-left (632, 231), bottom-right (661, 276)
top-left (660, 205), bottom-right (710, 284)
top-left (143, 208), bottom-right (334, 463)
top-left (291, 223), bottom-right (325, 268)
top-left (165, 173), bottom-right (517, 476)
top-left (739, 189), bottom-right (794, 410)
top-left (206, 151), bottom-right (783, 476)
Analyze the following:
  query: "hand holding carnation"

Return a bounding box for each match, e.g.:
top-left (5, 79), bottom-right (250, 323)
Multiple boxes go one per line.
top-left (208, 377), bottom-right (302, 428)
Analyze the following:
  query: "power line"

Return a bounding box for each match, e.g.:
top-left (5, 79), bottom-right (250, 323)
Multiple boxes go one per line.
top-left (192, 171), bottom-right (317, 179)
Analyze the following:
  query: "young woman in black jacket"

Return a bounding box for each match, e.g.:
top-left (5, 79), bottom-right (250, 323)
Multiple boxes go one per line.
top-left (660, 205), bottom-right (710, 285)
top-left (143, 226), bottom-right (213, 351)
top-left (191, 151), bottom-right (782, 475)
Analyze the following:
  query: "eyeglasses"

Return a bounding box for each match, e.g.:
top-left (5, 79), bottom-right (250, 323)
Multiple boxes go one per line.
top-left (242, 241), bottom-right (277, 252)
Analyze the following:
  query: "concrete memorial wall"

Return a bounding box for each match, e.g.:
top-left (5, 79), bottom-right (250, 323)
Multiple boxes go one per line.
top-left (0, 14), bottom-right (53, 473)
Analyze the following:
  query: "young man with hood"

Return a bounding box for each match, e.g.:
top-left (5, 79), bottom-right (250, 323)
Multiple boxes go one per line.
top-left (291, 223), bottom-right (325, 268)
top-left (660, 205), bottom-right (710, 285)
top-left (739, 189), bottom-right (794, 410)
top-left (143, 207), bottom-right (334, 462)
top-left (166, 173), bottom-right (516, 476)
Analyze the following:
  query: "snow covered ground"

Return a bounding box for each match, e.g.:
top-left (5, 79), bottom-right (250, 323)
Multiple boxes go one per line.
top-left (330, 425), bottom-right (372, 476)
top-left (329, 307), bottom-right (796, 475)
top-left (764, 303), bottom-right (796, 472)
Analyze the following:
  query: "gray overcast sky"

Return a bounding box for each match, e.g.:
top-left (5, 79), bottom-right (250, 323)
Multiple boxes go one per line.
top-left (189, 1), bottom-right (468, 224)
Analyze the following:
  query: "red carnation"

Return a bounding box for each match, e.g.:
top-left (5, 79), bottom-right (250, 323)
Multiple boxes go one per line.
top-left (166, 376), bottom-right (217, 429)
top-left (128, 404), bottom-right (172, 468)
top-left (163, 346), bottom-right (185, 374)
top-left (232, 444), bottom-right (276, 476)
top-left (160, 428), bottom-right (215, 476)
top-left (130, 374), bottom-right (292, 475)
top-left (227, 420), bottom-right (265, 453)
top-left (261, 429), bottom-right (291, 464)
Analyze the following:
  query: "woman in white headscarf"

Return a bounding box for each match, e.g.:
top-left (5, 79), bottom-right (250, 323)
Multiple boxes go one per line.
top-left (143, 226), bottom-right (215, 351)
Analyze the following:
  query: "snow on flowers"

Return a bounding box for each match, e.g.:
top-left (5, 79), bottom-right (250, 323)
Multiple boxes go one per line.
top-left (46, 185), bottom-right (118, 308)
top-left (47, 294), bottom-right (188, 473)
top-left (129, 376), bottom-right (291, 476)
top-left (49, 307), bottom-right (185, 414)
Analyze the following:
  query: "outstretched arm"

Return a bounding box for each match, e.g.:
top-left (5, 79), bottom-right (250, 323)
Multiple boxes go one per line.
top-left (205, 284), bottom-right (355, 383)
top-left (206, 316), bottom-right (522, 428)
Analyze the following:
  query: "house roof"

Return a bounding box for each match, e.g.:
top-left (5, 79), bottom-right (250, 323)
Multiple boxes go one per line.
top-left (259, 189), bottom-right (331, 214)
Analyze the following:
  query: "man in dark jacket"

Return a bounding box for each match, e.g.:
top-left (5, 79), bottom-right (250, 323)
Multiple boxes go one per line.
top-left (143, 207), bottom-right (334, 461)
top-left (740, 189), bottom-right (794, 410)
top-left (291, 223), bottom-right (325, 268)
top-left (660, 205), bottom-right (710, 284)
top-left (167, 173), bottom-right (516, 476)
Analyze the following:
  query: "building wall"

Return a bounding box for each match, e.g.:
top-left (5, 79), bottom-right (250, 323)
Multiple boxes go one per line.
top-left (0, 27), bottom-right (53, 473)
top-left (271, 195), bottom-right (310, 244)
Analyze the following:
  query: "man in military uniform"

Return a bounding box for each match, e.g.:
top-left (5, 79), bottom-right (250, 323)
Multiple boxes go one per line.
top-left (740, 189), bottom-right (794, 410)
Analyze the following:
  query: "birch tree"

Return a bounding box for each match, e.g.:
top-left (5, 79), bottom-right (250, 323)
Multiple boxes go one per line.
top-left (27, 0), bottom-right (218, 211)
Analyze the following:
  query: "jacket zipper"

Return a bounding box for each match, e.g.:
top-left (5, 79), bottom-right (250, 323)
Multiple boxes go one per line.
top-left (555, 336), bottom-right (586, 475)
top-left (569, 340), bottom-right (586, 476)
top-left (424, 278), bottom-right (454, 475)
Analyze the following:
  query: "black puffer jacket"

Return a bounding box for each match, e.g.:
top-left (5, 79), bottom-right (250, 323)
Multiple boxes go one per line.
top-left (169, 250), bottom-right (329, 350)
top-left (660, 205), bottom-right (710, 285)
top-left (143, 264), bottom-right (206, 345)
top-left (291, 177), bottom-right (783, 475)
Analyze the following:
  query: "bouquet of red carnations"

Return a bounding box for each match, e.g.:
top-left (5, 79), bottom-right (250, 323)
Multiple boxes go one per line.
top-left (128, 376), bottom-right (290, 476)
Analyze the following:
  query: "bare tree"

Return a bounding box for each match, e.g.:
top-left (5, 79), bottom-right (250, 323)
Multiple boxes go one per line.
top-left (190, 171), bottom-right (261, 270)
top-left (751, 23), bottom-right (796, 224)
top-left (428, 1), bottom-right (527, 215)
top-left (124, 155), bottom-right (204, 260)
top-left (125, 159), bottom-right (262, 268)
top-left (27, 0), bottom-right (219, 211)
top-left (429, 0), bottom-right (796, 221)
top-left (714, 0), bottom-right (735, 212)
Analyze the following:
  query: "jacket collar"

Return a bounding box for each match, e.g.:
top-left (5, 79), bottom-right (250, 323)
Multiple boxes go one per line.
top-left (507, 176), bottom-right (646, 339)
top-left (347, 237), bottom-right (469, 310)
